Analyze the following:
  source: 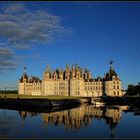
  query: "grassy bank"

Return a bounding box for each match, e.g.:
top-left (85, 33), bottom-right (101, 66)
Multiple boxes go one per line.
top-left (0, 93), bottom-right (88, 100)
top-left (0, 93), bottom-right (90, 112)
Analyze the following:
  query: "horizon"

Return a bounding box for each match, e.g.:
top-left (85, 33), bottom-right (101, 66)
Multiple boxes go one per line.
top-left (0, 2), bottom-right (140, 90)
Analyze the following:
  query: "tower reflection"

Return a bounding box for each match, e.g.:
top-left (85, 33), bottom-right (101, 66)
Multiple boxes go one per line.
top-left (19, 104), bottom-right (122, 137)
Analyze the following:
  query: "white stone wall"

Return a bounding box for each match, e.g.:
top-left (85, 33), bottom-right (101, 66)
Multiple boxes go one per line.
top-left (42, 80), bottom-right (69, 96)
top-left (70, 79), bottom-right (84, 96)
top-left (83, 81), bottom-right (103, 97)
top-left (18, 74), bottom-right (123, 97)
top-left (105, 78), bottom-right (122, 97)
top-left (18, 83), bottom-right (25, 95)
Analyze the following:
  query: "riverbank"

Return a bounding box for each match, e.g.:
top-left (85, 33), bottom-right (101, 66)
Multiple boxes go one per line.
top-left (102, 95), bottom-right (140, 107)
top-left (1, 93), bottom-right (140, 113)
top-left (0, 94), bottom-right (91, 112)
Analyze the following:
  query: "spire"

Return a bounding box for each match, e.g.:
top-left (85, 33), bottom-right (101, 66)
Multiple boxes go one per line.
top-left (75, 64), bottom-right (78, 71)
top-left (20, 66), bottom-right (28, 83)
top-left (23, 66), bottom-right (27, 75)
top-left (66, 64), bottom-right (69, 68)
top-left (72, 64), bottom-right (75, 71)
top-left (110, 60), bottom-right (114, 70)
top-left (46, 64), bottom-right (50, 73)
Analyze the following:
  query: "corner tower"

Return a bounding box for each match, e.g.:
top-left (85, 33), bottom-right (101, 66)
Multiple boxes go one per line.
top-left (18, 67), bottom-right (28, 95)
top-left (104, 61), bottom-right (123, 97)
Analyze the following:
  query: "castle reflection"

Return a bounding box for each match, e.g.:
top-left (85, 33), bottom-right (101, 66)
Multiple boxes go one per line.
top-left (19, 104), bottom-right (122, 137)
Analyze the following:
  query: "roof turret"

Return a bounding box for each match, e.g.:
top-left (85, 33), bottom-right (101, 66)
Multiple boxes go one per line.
top-left (104, 61), bottom-right (118, 81)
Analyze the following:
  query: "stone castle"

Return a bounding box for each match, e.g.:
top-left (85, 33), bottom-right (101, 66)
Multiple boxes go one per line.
top-left (18, 61), bottom-right (124, 97)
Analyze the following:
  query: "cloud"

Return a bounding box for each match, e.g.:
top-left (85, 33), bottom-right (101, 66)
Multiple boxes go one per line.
top-left (0, 47), bottom-right (13, 59)
top-left (0, 3), bottom-right (68, 71)
top-left (0, 60), bottom-right (18, 71)
top-left (13, 44), bottom-right (30, 50)
top-left (0, 4), bottom-right (66, 49)
top-left (0, 47), bottom-right (19, 71)
top-left (3, 3), bottom-right (27, 13)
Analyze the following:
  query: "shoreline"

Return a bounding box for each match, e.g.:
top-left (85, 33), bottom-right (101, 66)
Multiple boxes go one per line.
top-left (0, 97), bottom-right (90, 113)
top-left (0, 94), bottom-right (140, 113)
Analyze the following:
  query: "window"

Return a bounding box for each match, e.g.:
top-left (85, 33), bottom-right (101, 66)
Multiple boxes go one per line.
top-left (117, 86), bottom-right (119, 89)
top-left (78, 86), bottom-right (80, 90)
top-left (117, 91), bottom-right (119, 95)
top-left (78, 91), bottom-right (80, 95)
top-left (114, 91), bottom-right (116, 95)
top-left (113, 86), bottom-right (115, 89)
top-left (90, 86), bottom-right (92, 90)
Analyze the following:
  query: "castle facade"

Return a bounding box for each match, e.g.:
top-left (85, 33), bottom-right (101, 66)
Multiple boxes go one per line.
top-left (18, 62), bottom-right (124, 97)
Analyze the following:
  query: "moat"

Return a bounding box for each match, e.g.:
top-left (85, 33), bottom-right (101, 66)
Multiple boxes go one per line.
top-left (0, 104), bottom-right (140, 138)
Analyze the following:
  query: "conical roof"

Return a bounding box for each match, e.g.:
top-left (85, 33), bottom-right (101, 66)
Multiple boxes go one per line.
top-left (19, 73), bottom-right (28, 82)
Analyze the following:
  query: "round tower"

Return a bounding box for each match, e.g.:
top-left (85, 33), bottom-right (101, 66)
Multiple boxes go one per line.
top-left (104, 61), bottom-right (122, 97)
top-left (18, 66), bottom-right (28, 95)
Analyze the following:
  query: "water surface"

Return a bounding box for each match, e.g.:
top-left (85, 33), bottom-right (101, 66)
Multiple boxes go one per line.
top-left (0, 104), bottom-right (140, 138)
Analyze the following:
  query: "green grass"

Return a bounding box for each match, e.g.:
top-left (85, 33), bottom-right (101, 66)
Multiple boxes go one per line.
top-left (0, 93), bottom-right (86, 100)
top-left (0, 94), bottom-right (18, 99)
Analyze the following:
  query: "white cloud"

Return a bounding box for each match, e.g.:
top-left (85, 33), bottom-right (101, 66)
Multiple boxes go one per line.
top-left (0, 4), bottom-right (66, 48)
top-left (0, 3), bottom-right (68, 71)
top-left (3, 3), bottom-right (27, 13)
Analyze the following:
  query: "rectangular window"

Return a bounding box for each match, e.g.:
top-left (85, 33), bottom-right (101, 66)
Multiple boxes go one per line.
top-left (78, 91), bottom-right (80, 95)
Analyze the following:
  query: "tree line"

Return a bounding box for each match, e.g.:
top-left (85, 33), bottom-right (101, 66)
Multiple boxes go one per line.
top-left (0, 90), bottom-right (18, 94)
top-left (126, 82), bottom-right (140, 96)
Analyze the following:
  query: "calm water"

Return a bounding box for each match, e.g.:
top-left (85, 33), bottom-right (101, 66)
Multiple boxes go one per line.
top-left (0, 104), bottom-right (140, 138)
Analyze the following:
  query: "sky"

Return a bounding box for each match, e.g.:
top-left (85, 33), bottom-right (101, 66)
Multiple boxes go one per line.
top-left (0, 2), bottom-right (140, 90)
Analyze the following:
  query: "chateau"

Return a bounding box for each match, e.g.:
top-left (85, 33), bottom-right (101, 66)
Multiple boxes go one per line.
top-left (18, 61), bottom-right (124, 97)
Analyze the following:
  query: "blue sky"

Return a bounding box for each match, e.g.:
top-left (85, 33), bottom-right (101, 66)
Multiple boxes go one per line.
top-left (0, 2), bottom-right (140, 90)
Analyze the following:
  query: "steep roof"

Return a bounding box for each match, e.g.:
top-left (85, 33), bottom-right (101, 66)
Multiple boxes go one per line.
top-left (104, 69), bottom-right (118, 81)
top-left (19, 73), bottom-right (28, 82)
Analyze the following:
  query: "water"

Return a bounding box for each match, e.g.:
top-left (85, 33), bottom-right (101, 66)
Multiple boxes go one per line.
top-left (0, 104), bottom-right (140, 138)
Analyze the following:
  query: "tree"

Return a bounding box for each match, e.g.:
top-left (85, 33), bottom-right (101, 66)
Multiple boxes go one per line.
top-left (126, 83), bottom-right (140, 96)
